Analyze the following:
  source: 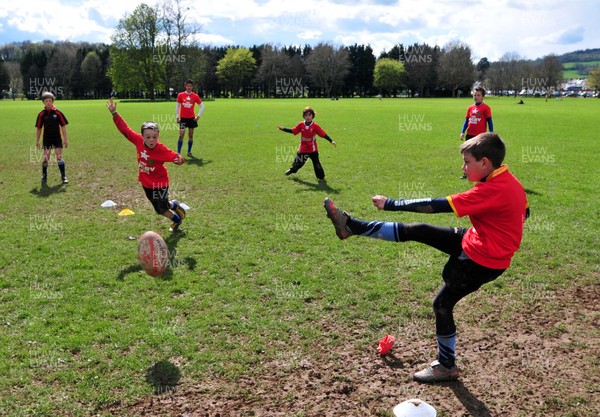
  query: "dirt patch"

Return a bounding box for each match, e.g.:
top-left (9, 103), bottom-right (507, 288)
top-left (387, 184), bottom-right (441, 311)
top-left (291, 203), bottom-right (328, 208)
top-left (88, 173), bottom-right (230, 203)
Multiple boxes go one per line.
top-left (111, 282), bottom-right (599, 416)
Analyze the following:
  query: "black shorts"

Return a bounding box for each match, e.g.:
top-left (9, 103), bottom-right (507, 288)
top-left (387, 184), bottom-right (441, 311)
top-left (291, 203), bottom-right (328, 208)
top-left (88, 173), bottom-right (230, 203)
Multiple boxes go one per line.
top-left (143, 186), bottom-right (170, 214)
top-left (402, 223), bottom-right (505, 294)
top-left (442, 251), bottom-right (506, 295)
top-left (43, 136), bottom-right (63, 149)
top-left (179, 118), bottom-right (198, 129)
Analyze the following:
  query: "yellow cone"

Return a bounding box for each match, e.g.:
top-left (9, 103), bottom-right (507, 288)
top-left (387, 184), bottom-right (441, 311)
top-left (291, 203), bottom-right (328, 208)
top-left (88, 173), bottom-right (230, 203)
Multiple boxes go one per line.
top-left (118, 208), bottom-right (135, 216)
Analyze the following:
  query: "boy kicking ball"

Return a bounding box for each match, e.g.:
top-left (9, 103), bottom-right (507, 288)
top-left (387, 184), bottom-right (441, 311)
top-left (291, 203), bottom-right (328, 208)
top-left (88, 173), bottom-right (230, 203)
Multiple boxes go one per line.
top-left (107, 98), bottom-right (187, 232)
top-left (324, 132), bottom-right (529, 382)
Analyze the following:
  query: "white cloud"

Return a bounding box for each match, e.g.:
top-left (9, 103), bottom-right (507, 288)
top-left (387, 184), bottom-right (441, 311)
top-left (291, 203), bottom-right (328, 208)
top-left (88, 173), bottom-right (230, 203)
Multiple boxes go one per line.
top-left (0, 0), bottom-right (598, 60)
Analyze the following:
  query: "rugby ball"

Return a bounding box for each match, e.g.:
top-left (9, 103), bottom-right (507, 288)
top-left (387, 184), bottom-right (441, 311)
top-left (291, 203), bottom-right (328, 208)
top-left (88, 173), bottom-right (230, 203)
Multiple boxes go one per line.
top-left (138, 231), bottom-right (169, 277)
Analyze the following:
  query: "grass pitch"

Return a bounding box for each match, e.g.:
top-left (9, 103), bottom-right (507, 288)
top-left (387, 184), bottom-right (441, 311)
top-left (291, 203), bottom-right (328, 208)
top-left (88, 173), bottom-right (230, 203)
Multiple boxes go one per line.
top-left (0, 96), bottom-right (598, 416)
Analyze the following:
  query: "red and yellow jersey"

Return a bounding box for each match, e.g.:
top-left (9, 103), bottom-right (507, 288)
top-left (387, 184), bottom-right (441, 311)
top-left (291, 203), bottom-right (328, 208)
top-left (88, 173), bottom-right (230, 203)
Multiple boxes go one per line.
top-left (447, 165), bottom-right (528, 269)
top-left (112, 115), bottom-right (180, 189)
top-left (464, 102), bottom-right (492, 136)
top-left (290, 121), bottom-right (328, 153)
top-left (177, 92), bottom-right (202, 119)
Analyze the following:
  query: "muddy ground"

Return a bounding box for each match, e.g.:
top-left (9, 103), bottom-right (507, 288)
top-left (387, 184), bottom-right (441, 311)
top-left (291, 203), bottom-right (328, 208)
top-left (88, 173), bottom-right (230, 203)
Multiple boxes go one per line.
top-left (110, 281), bottom-right (599, 417)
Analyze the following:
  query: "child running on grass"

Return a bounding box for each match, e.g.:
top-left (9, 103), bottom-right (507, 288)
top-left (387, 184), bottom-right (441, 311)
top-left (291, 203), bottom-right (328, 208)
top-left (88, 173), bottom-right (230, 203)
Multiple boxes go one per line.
top-left (324, 132), bottom-right (529, 383)
top-left (107, 98), bottom-right (187, 232)
top-left (277, 106), bottom-right (336, 182)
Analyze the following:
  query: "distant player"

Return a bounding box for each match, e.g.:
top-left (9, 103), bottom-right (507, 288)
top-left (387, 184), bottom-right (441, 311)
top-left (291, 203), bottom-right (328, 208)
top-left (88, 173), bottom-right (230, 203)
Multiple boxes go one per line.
top-left (277, 106), bottom-right (336, 182)
top-left (35, 92), bottom-right (69, 184)
top-left (459, 86), bottom-right (493, 178)
top-left (176, 80), bottom-right (205, 158)
top-left (107, 98), bottom-right (187, 232)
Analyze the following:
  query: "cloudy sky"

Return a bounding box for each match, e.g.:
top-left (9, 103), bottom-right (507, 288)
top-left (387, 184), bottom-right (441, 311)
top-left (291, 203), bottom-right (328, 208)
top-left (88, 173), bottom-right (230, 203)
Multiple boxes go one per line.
top-left (0, 0), bottom-right (598, 61)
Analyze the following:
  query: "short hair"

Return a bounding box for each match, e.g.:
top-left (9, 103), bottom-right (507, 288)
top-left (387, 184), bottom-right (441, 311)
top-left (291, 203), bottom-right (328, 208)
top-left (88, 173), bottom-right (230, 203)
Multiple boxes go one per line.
top-left (460, 132), bottom-right (506, 168)
top-left (473, 86), bottom-right (486, 96)
top-left (185, 80), bottom-right (194, 86)
top-left (303, 106), bottom-right (315, 117)
top-left (41, 91), bottom-right (55, 101)
top-left (140, 121), bottom-right (160, 134)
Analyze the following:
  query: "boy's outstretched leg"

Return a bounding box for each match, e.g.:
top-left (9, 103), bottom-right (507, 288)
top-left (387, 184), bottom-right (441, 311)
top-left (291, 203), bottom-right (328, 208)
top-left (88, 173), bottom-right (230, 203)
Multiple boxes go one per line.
top-left (324, 198), bottom-right (404, 242)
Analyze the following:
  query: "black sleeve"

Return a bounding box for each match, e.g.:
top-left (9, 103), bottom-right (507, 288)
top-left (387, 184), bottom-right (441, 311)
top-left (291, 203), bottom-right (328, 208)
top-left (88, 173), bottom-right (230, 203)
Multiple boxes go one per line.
top-left (281, 128), bottom-right (293, 134)
top-left (383, 197), bottom-right (453, 214)
top-left (323, 134), bottom-right (333, 143)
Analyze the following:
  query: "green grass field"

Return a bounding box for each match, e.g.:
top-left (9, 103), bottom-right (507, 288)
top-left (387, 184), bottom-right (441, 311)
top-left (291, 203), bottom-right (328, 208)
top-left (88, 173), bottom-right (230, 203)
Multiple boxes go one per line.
top-left (0, 96), bottom-right (598, 416)
top-left (562, 60), bottom-right (600, 79)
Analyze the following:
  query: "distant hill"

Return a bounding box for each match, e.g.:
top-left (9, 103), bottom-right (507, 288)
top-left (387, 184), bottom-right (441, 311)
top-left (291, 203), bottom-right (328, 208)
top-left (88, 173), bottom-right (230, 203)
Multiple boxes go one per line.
top-left (542, 48), bottom-right (600, 79)
top-left (557, 48), bottom-right (600, 63)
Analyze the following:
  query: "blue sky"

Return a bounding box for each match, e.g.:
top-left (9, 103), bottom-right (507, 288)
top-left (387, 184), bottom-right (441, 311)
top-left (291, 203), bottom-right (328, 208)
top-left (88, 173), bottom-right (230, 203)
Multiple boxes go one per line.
top-left (0, 0), bottom-right (598, 61)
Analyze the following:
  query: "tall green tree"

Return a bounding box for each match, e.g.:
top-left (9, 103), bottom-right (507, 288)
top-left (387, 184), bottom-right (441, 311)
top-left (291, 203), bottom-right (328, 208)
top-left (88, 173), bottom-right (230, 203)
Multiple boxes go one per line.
top-left (254, 44), bottom-right (292, 97)
top-left (109, 3), bottom-right (160, 99)
top-left (476, 57), bottom-right (490, 82)
top-left (0, 59), bottom-right (9, 93)
top-left (80, 51), bottom-right (102, 96)
top-left (587, 67), bottom-right (600, 91)
top-left (347, 44), bottom-right (375, 97)
top-left (216, 47), bottom-right (256, 97)
top-left (402, 43), bottom-right (439, 97)
top-left (373, 57), bottom-right (405, 96)
top-left (438, 41), bottom-right (474, 97)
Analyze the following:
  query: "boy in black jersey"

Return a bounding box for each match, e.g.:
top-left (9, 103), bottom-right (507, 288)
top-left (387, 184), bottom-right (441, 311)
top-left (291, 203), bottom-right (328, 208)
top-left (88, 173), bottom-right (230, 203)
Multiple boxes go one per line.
top-left (35, 92), bottom-right (69, 184)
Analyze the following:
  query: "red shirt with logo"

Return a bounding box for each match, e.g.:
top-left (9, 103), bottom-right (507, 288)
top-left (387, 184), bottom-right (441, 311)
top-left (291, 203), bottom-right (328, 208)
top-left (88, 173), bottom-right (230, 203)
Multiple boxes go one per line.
top-left (464, 102), bottom-right (492, 136)
top-left (113, 115), bottom-right (180, 189)
top-left (177, 92), bottom-right (202, 119)
top-left (290, 121), bottom-right (328, 153)
top-left (447, 165), bottom-right (528, 269)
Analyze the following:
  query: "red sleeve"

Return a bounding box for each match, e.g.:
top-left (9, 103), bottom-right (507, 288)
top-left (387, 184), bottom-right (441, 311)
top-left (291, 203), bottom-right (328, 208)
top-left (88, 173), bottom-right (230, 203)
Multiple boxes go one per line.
top-left (448, 184), bottom-right (494, 218)
top-left (35, 111), bottom-right (44, 128)
top-left (56, 110), bottom-right (68, 126)
top-left (486, 104), bottom-right (492, 118)
top-left (113, 114), bottom-right (143, 146)
top-left (291, 122), bottom-right (303, 135)
top-left (195, 94), bottom-right (202, 105)
top-left (313, 123), bottom-right (327, 137)
top-left (155, 143), bottom-right (180, 162)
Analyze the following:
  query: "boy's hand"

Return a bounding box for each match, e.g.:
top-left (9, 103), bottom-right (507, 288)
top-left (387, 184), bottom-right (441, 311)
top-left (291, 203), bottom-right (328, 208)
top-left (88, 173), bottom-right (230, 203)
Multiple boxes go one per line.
top-left (372, 195), bottom-right (388, 210)
top-left (173, 154), bottom-right (184, 165)
top-left (331, 141), bottom-right (336, 147)
top-left (277, 125), bottom-right (284, 131)
top-left (107, 98), bottom-right (117, 114)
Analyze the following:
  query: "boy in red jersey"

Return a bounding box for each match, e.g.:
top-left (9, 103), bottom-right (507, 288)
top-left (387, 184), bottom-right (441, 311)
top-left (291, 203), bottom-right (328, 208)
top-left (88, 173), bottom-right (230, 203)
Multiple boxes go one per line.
top-left (35, 92), bottom-right (69, 184)
top-left (176, 80), bottom-right (204, 158)
top-left (107, 98), bottom-right (187, 232)
top-left (459, 86), bottom-right (493, 178)
top-left (324, 132), bottom-right (529, 383)
top-left (277, 106), bottom-right (336, 182)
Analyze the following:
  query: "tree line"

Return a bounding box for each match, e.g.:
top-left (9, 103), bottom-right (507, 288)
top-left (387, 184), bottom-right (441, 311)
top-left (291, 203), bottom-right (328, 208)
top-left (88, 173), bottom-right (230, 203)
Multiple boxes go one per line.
top-left (0, 1), bottom-right (575, 101)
